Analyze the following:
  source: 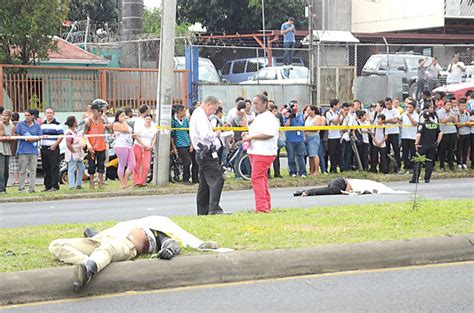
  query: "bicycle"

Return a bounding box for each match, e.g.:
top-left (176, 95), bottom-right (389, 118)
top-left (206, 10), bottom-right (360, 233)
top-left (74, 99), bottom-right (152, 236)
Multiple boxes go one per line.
top-left (223, 143), bottom-right (252, 181)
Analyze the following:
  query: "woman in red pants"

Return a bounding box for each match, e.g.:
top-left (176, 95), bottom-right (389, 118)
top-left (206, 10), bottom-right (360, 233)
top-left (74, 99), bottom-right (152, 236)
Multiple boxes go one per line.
top-left (242, 94), bottom-right (279, 213)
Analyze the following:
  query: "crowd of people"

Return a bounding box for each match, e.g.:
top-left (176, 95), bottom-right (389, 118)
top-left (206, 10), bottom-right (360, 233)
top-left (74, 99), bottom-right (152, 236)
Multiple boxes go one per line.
top-left (0, 101), bottom-right (158, 193)
top-left (1, 89), bottom-right (473, 198)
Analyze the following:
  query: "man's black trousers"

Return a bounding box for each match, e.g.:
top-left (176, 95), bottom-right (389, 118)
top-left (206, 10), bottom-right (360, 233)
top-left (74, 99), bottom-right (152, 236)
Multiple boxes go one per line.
top-left (412, 145), bottom-right (436, 182)
top-left (401, 138), bottom-right (415, 170)
top-left (385, 134), bottom-right (401, 172)
top-left (177, 147), bottom-right (192, 182)
top-left (304, 177), bottom-right (346, 196)
top-left (438, 133), bottom-right (456, 170)
top-left (457, 134), bottom-right (470, 165)
top-left (195, 153), bottom-right (224, 215)
top-left (41, 148), bottom-right (60, 190)
top-left (327, 138), bottom-right (341, 173)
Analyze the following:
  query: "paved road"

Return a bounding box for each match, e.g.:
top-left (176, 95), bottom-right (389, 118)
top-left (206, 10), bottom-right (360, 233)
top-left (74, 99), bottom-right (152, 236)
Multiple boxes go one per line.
top-left (1, 178), bottom-right (473, 228)
top-left (4, 262), bottom-right (473, 312)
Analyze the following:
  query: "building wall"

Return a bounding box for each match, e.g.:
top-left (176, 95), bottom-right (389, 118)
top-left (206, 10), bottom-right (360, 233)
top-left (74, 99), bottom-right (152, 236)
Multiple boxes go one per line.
top-left (351, 0), bottom-right (445, 33)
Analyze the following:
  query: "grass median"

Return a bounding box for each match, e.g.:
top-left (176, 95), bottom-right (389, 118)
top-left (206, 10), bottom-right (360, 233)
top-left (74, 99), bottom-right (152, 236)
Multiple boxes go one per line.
top-left (1, 168), bottom-right (473, 203)
top-left (1, 199), bottom-right (473, 273)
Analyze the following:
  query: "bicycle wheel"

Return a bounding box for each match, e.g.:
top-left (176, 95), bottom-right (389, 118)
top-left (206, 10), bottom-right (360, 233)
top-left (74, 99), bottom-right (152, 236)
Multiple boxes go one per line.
top-left (237, 153), bottom-right (252, 181)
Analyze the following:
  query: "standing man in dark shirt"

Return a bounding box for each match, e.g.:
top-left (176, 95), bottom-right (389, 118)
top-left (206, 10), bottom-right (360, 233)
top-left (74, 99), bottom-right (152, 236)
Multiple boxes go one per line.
top-left (410, 111), bottom-right (443, 184)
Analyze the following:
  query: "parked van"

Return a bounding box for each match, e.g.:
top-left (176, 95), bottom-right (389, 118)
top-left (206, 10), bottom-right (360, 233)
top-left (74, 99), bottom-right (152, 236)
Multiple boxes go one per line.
top-left (174, 57), bottom-right (221, 84)
top-left (221, 57), bottom-right (305, 83)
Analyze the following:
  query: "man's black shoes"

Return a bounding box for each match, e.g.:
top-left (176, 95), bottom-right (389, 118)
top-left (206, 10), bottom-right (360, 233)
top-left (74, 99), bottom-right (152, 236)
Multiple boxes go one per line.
top-left (83, 228), bottom-right (99, 238)
top-left (293, 190), bottom-right (303, 197)
top-left (73, 259), bottom-right (98, 292)
top-left (409, 180), bottom-right (419, 184)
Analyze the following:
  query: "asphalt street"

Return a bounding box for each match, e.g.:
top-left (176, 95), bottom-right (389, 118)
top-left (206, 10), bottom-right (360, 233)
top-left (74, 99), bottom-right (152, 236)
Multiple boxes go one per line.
top-left (3, 262), bottom-right (473, 313)
top-left (1, 178), bottom-right (473, 228)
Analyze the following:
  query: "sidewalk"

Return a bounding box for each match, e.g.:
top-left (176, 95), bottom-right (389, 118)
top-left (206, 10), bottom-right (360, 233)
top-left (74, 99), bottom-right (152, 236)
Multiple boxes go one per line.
top-left (1, 234), bottom-right (473, 306)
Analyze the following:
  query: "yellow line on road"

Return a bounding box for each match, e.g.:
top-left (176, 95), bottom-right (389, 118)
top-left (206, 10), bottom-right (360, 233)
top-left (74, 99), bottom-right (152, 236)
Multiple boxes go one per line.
top-left (2, 261), bottom-right (473, 310)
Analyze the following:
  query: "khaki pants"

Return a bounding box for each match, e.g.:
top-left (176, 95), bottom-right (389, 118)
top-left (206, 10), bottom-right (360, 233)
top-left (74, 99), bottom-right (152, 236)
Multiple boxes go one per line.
top-left (49, 235), bottom-right (137, 272)
top-left (19, 154), bottom-right (37, 192)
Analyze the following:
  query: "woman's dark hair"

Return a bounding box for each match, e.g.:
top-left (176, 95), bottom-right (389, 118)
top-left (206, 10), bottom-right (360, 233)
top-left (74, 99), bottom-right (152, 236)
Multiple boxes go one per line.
top-left (65, 115), bottom-right (77, 128)
top-left (254, 94), bottom-right (268, 104)
top-left (114, 109), bottom-right (124, 122)
top-left (30, 108), bottom-right (39, 118)
top-left (174, 105), bottom-right (185, 114)
top-left (216, 106), bottom-right (223, 114)
top-left (309, 105), bottom-right (320, 115)
top-left (12, 112), bottom-right (20, 122)
top-left (143, 113), bottom-right (153, 119)
top-left (237, 100), bottom-right (246, 111)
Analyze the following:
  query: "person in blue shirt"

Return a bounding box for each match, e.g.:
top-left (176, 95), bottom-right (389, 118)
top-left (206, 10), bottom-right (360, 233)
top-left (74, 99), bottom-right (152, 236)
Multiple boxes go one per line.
top-left (171, 105), bottom-right (193, 184)
top-left (281, 17), bottom-right (296, 66)
top-left (283, 100), bottom-right (306, 177)
top-left (16, 109), bottom-right (43, 193)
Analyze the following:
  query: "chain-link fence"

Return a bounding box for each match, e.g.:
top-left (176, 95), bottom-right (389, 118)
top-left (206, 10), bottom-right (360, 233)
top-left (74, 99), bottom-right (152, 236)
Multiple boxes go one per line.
top-left (82, 39), bottom-right (473, 110)
top-left (189, 42), bottom-right (473, 110)
top-left (87, 38), bottom-right (189, 69)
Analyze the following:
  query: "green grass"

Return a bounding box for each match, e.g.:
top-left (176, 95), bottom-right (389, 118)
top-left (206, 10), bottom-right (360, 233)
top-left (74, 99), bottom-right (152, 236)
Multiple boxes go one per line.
top-left (1, 199), bottom-right (473, 273)
top-left (1, 168), bottom-right (473, 203)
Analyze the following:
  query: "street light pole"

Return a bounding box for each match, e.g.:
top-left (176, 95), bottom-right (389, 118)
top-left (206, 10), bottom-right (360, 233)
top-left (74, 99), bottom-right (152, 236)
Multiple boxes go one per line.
top-left (154, 0), bottom-right (177, 186)
top-left (262, 0), bottom-right (266, 53)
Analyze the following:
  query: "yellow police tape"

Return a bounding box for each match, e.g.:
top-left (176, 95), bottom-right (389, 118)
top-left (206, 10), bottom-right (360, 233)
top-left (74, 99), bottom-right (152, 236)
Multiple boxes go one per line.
top-left (1, 122), bottom-right (473, 140)
top-left (157, 122), bottom-right (474, 132)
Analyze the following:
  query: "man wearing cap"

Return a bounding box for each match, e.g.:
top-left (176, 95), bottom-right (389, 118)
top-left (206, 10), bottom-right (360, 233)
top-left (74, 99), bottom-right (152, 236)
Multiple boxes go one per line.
top-left (281, 17), bottom-right (296, 66)
top-left (49, 216), bottom-right (220, 292)
top-left (84, 100), bottom-right (112, 189)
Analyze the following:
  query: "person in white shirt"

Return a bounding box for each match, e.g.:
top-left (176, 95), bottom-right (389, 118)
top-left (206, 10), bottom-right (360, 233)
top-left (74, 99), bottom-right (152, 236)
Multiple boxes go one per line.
top-left (189, 96), bottom-right (227, 215)
top-left (325, 99), bottom-right (342, 173)
top-left (356, 110), bottom-right (370, 171)
top-left (437, 99), bottom-right (457, 171)
top-left (425, 57), bottom-right (443, 90)
top-left (446, 54), bottom-right (466, 85)
top-left (244, 99), bottom-right (256, 124)
top-left (340, 103), bottom-right (355, 172)
top-left (382, 97), bottom-right (401, 173)
top-left (226, 96), bottom-right (245, 125)
top-left (370, 114), bottom-right (388, 174)
top-left (400, 100), bottom-right (419, 173)
top-left (242, 94), bottom-right (279, 213)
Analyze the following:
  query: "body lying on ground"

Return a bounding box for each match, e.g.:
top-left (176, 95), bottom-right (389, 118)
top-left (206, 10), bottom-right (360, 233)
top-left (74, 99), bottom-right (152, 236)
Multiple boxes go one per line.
top-left (49, 216), bottom-right (221, 292)
top-left (293, 177), bottom-right (409, 197)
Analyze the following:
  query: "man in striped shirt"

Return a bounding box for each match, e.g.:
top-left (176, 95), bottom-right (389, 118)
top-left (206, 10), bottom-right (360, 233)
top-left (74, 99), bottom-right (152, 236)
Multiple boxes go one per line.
top-left (40, 108), bottom-right (64, 191)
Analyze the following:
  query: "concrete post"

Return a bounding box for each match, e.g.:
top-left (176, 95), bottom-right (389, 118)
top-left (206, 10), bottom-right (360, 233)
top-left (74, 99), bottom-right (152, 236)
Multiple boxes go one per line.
top-left (154, 0), bottom-right (177, 186)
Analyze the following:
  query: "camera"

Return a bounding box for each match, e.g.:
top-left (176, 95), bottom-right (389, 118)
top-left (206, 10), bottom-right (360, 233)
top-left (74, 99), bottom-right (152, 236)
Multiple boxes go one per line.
top-left (283, 102), bottom-right (298, 118)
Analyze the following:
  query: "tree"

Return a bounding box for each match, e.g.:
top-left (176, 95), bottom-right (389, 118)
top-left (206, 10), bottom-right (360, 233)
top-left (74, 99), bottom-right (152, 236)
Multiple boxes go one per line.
top-left (0, 0), bottom-right (70, 65)
top-left (144, 7), bottom-right (191, 36)
top-left (176, 0), bottom-right (307, 34)
top-left (68, 0), bottom-right (118, 24)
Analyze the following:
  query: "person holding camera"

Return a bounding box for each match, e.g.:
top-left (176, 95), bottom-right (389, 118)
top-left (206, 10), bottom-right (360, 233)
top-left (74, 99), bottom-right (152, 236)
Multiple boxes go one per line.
top-left (189, 96), bottom-right (227, 215)
top-left (325, 99), bottom-right (342, 173)
top-left (283, 100), bottom-right (306, 177)
top-left (447, 54), bottom-right (466, 85)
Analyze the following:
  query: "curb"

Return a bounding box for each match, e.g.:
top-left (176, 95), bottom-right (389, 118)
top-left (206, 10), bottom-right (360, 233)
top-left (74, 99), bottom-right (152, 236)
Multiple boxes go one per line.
top-left (1, 234), bottom-right (473, 306)
top-left (2, 173), bottom-right (472, 203)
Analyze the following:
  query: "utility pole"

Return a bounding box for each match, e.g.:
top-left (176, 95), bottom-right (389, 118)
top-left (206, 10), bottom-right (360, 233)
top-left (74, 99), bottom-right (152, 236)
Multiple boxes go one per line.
top-left (307, 0), bottom-right (315, 105)
top-left (154, 0), bottom-right (177, 186)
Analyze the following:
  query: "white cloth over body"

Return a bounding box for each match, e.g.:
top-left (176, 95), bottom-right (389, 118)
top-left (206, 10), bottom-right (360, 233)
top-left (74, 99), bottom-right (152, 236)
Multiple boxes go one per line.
top-left (102, 216), bottom-right (203, 249)
top-left (346, 179), bottom-right (409, 195)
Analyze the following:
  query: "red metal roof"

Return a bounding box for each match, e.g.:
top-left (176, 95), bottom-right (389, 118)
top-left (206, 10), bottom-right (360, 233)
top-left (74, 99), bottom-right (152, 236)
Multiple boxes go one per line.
top-left (47, 37), bottom-right (107, 63)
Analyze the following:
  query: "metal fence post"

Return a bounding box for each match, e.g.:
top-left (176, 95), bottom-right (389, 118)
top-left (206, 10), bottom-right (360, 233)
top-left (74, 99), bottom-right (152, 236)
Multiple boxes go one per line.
top-left (0, 64), bottom-right (3, 107)
top-left (317, 42), bottom-right (321, 106)
top-left (100, 69), bottom-right (107, 105)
